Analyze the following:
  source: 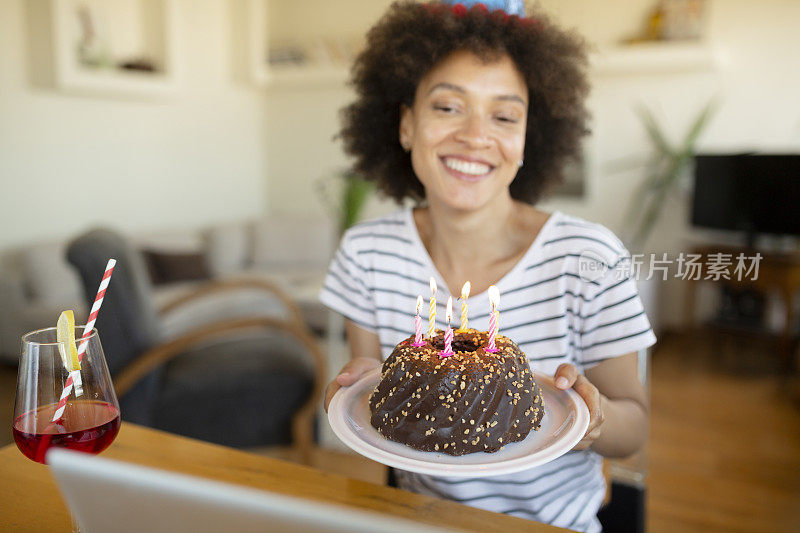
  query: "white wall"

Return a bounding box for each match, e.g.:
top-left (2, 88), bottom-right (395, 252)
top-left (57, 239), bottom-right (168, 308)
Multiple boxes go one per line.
top-left (0, 0), bottom-right (268, 261)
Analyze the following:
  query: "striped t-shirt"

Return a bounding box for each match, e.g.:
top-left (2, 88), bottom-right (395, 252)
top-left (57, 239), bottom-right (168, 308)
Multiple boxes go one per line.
top-left (320, 208), bottom-right (655, 532)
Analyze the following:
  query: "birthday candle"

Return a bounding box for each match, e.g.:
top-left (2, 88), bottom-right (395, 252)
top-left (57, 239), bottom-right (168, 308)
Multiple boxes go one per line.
top-left (441, 296), bottom-right (454, 357)
top-left (459, 281), bottom-right (470, 331)
top-left (428, 277), bottom-right (437, 338)
top-left (487, 285), bottom-right (500, 352)
top-left (413, 295), bottom-right (424, 346)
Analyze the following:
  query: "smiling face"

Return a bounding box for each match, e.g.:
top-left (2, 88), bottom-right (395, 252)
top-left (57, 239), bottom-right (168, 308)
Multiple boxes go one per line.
top-left (399, 50), bottom-right (528, 213)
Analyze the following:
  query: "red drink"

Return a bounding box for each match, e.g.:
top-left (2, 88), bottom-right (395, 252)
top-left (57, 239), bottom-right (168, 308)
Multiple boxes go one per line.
top-left (13, 400), bottom-right (121, 464)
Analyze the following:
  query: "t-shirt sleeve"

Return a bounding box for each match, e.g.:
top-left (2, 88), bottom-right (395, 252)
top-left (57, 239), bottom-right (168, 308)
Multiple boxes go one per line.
top-left (576, 254), bottom-right (657, 368)
top-left (319, 232), bottom-right (377, 332)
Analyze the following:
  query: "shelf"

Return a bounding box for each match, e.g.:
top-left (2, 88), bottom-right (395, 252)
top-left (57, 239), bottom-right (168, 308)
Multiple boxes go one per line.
top-left (49, 0), bottom-right (179, 98)
top-left (246, 0), bottom-right (391, 89)
top-left (590, 41), bottom-right (721, 76)
top-left (246, 1), bottom-right (721, 88)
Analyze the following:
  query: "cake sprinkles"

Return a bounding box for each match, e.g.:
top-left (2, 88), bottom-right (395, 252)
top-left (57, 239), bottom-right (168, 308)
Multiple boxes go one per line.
top-left (369, 328), bottom-right (544, 456)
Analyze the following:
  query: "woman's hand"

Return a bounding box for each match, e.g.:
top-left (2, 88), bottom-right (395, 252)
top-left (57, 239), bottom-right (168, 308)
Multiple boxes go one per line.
top-left (554, 363), bottom-right (606, 451)
top-left (323, 357), bottom-right (382, 412)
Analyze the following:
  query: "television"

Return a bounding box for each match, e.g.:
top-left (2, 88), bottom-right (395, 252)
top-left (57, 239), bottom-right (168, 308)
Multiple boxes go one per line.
top-left (692, 154), bottom-right (800, 241)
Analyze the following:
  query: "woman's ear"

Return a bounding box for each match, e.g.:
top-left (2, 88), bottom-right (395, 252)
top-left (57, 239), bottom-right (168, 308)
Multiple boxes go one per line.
top-left (399, 104), bottom-right (414, 151)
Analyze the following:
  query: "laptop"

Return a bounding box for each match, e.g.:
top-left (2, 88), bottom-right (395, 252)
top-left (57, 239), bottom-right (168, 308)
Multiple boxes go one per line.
top-left (47, 449), bottom-right (454, 533)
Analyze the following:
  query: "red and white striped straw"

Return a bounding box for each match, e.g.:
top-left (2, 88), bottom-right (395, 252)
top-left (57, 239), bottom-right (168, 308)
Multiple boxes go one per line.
top-left (52, 259), bottom-right (116, 422)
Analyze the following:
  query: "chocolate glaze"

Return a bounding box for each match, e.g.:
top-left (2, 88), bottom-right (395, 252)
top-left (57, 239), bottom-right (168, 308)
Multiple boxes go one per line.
top-left (369, 328), bottom-right (544, 456)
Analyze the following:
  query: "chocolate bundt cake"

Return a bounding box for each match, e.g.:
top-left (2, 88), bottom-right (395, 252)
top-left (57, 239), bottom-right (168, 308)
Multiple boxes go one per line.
top-left (369, 328), bottom-right (544, 456)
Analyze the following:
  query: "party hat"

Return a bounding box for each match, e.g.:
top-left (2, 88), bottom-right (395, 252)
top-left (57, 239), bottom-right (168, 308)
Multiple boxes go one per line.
top-left (441, 0), bottom-right (526, 17)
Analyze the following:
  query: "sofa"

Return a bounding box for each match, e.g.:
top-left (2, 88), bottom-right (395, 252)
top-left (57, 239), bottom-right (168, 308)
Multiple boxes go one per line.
top-left (0, 214), bottom-right (338, 364)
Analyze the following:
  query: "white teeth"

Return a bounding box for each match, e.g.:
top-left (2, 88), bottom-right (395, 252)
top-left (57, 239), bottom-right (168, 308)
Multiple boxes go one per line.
top-left (443, 158), bottom-right (491, 176)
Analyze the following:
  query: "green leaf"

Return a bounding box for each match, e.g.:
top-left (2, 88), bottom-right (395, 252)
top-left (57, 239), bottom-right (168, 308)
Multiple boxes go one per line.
top-left (680, 100), bottom-right (718, 153)
top-left (635, 105), bottom-right (674, 157)
top-left (627, 99), bottom-right (717, 250)
top-left (314, 170), bottom-right (376, 235)
top-left (340, 173), bottom-right (375, 233)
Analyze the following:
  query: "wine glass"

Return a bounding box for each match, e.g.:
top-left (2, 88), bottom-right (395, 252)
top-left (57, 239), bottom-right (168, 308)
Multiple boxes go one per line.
top-left (12, 325), bottom-right (121, 530)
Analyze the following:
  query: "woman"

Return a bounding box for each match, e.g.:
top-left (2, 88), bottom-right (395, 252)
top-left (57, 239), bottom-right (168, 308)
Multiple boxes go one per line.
top-left (320, 2), bottom-right (655, 531)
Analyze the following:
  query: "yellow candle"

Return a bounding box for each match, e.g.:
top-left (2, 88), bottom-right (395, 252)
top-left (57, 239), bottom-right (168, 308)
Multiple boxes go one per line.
top-left (459, 281), bottom-right (470, 331)
top-left (428, 277), bottom-right (437, 338)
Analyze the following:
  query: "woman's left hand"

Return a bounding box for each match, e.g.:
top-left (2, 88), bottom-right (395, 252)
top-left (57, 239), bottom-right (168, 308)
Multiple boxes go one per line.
top-left (554, 363), bottom-right (606, 450)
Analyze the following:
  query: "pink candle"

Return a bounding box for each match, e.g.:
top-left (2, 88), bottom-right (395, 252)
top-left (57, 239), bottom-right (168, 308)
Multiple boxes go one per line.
top-left (428, 278), bottom-right (437, 338)
top-left (413, 295), bottom-right (425, 346)
top-left (440, 297), bottom-right (454, 358)
top-left (486, 286), bottom-right (500, 352)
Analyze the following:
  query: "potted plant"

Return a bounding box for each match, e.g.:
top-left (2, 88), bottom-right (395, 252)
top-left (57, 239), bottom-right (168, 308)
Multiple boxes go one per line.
top-left (624, 100), bottom-right (716, 330)
top-left (625, 100), bottom-right (717, 251)
top-left (316, 169), bottom-right (376, 236)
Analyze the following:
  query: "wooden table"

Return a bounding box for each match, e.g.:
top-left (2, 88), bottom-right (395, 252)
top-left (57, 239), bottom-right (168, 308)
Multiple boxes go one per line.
top-left (0, 423), bottom-right (559, 532)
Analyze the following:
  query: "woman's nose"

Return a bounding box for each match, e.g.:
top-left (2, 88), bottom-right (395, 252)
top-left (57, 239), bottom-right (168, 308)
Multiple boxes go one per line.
top-left (454, 113), bottom-right (491, 148)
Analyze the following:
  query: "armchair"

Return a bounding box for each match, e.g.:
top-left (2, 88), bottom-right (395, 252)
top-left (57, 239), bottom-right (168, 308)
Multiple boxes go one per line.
top-left (66, 229), bottom-right (326, 462)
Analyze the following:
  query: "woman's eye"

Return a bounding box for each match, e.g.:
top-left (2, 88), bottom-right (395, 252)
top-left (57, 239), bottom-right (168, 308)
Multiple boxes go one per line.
top-left (496, 115), bottom-right (519, 124)
top-left (433, 104), bottom-right (458, 113)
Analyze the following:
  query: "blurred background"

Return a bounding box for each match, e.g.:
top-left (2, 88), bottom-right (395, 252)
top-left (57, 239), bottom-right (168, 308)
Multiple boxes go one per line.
top-left (1, 1), bottom-right (799, 531)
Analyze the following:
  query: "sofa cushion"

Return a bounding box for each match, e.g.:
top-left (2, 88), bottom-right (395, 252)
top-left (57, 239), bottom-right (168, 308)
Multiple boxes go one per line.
top-left (20, 242), bottom-right (84, 306)
top-left (134, 230), bottom-right (204, 253)
top-left (142, 249), bottom-right (211, 286)
top-left (156, 281), bottom-right (292, 342)
top-left (251, 216), bottom-right (335, 270)
top-left (204, 222), bottom-right (250, 276)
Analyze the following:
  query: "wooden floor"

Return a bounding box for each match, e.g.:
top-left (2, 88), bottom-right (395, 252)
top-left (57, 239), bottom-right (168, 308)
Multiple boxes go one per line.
top-left (1, 331), bottom-right (799, 531)
top-left (647, 332), bottom-right (800, 532)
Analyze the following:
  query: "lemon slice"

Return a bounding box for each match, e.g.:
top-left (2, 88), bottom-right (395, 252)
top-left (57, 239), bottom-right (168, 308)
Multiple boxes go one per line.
top-left (56, 310), bottom-right (81, 372)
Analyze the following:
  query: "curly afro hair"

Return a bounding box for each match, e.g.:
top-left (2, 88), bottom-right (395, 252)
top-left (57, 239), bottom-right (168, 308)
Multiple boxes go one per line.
top-left (338, 1), bottom-right (590, 205)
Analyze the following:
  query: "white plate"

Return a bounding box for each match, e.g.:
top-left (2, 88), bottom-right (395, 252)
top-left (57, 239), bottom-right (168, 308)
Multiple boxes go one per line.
top-left (327, 368), bottom-right (590, 478)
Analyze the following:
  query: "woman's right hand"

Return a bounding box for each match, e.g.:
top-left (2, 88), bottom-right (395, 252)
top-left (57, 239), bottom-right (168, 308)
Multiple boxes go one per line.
top-left (323, 357), bottom-right (382, 412)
